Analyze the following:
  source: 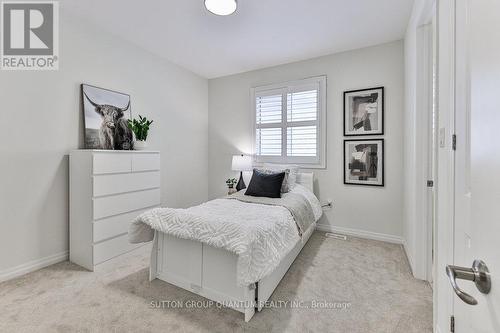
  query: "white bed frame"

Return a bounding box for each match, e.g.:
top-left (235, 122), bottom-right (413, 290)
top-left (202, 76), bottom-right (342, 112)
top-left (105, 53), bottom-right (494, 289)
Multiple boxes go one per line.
top-left (148, 172), bottom-right (315, 322)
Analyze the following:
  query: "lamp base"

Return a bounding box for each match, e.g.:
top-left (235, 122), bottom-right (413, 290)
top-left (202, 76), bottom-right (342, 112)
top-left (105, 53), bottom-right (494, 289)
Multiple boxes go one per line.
top-left (236, 171), bottom-right (246, 191)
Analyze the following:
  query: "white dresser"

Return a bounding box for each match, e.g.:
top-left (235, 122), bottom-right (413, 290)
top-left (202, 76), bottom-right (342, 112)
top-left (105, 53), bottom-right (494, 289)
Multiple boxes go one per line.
top-left (69, 150), bottom-right (161, 271)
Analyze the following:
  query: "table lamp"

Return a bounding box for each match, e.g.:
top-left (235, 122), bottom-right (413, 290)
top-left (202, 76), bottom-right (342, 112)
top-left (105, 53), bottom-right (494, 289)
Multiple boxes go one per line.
top-left (232, 154), bottom-right (252, 191)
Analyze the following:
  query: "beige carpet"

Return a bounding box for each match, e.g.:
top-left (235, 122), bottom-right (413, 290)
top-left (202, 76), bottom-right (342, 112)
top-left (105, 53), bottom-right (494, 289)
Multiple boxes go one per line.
top-left (0, 232), bottom-right (432, 332)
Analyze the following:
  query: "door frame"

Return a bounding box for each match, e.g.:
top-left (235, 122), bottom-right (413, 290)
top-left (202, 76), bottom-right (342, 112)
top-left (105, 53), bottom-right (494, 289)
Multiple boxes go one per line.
top-left (416, 19), bottom-right (436, 283)
top-left (409, 0), bottom-right (437, 283)
top-left (434, 0), bottom-right (458, 331)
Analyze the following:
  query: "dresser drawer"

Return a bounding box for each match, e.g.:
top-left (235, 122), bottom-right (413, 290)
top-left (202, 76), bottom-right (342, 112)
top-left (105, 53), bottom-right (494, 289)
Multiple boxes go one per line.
top-left (132, 153), bottom-right (160, 172)
top-left (93, 208), bottom-right (153, 242)
top-left (93, 153), bottom-right (131, 174)
top-left (93, 188), bottom-right (161, 220)
top-left (93, 171), bottom-right (160, 197)
top-left (93, 234), bottom-right (141, 265)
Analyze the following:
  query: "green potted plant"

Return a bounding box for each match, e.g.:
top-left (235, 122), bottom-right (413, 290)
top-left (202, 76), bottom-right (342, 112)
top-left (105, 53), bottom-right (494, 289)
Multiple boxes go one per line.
top-left (128, 115), bottom-right (153, 150)
top-left (226, 178), bottom-right (237, 195)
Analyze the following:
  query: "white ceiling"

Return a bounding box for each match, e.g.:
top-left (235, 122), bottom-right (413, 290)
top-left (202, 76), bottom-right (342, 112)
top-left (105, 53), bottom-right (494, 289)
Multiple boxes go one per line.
top-left (62, 0), bottom-right (413, 79)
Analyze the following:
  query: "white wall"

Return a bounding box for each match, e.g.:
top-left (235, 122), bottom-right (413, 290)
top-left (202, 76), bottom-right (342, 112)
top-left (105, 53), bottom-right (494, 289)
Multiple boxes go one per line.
top-left (208, 41), bottom-right (404, 241)
top-left (403, 0), bottom-right (435, 280)
top-left (0, 11), bottom-right (208, 278)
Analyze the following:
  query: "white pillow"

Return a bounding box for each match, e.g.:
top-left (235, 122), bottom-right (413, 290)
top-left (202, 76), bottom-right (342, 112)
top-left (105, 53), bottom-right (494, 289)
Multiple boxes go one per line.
top-left (263, 163), bottom-right (300, 190)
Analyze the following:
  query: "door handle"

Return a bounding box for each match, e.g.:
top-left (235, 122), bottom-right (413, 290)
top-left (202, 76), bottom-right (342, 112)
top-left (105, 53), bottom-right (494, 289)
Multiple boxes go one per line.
top-left (446, 260), bottom-right (491, 305)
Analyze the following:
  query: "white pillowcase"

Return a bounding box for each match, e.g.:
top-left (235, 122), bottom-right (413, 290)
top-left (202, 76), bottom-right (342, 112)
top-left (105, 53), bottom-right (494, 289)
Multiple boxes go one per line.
top-left (262, 163), bottom-right (300, 191)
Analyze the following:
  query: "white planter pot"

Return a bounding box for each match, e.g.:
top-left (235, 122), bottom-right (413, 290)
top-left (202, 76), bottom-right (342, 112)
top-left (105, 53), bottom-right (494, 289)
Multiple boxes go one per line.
top-left (134, 140), bottom-right (148, 150)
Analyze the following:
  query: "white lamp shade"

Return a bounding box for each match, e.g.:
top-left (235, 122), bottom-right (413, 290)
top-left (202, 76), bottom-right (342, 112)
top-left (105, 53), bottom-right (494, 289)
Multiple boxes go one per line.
top-left (232, 155), bottom-right (252, 171)
top-left (205, 0), bottom-right (237, 16)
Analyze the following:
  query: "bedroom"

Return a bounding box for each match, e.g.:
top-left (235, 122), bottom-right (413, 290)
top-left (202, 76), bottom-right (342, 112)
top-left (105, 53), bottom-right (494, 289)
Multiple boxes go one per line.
top-left (0, 0), bottom-right (499, 332)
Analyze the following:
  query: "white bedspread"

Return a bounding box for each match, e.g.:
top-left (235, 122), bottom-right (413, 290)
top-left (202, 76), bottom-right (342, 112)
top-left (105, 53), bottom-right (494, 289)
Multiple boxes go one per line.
top-left (129, 184), bottom-right (322, 286)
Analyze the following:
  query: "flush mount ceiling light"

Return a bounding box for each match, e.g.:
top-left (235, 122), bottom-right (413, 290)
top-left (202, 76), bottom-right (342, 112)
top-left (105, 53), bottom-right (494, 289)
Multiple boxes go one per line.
top-left (205, 0), bottom-right (237, 16)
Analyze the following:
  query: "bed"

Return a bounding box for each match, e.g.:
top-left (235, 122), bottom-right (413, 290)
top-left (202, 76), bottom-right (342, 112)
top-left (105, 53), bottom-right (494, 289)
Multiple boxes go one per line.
top-left (129, 172), bottom-right (320, 322)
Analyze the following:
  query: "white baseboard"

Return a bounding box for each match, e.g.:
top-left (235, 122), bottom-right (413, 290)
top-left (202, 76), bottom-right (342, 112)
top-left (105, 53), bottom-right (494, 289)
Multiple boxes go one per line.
top-left (315, 224), bottom-right (403, 244)
top-left (0, 251), bottom-right (68, 283)
top-left (402, 238), bottom-right (416, 275)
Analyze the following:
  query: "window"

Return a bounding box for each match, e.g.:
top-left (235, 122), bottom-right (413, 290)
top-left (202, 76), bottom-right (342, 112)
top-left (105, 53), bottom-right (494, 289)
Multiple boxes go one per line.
top-left (252, 76), bottom-right (326, 168)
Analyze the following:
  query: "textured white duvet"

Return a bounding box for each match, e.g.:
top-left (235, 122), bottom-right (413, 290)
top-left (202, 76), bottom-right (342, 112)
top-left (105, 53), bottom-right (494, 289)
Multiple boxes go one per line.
top-left (129, 184), bottom-right (322, 286)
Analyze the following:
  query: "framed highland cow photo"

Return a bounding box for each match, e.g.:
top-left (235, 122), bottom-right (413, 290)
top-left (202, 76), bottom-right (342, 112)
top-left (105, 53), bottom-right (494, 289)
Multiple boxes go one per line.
top-left (344, 139), bottom-right (384, 186)
top-left (344, 87), bottom-right (384, 136)
top-left (81, 84), bottom-right (134, 150)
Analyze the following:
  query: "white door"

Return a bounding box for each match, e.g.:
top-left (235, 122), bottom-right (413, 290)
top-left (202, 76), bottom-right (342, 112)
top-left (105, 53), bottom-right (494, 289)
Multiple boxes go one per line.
top-left (450, 0), bottom-right (500, 331)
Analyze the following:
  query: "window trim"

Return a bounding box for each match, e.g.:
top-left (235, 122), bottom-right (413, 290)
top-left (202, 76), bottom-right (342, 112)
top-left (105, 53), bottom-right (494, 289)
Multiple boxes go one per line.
top-left (251, 76), bottom-right (327, 169)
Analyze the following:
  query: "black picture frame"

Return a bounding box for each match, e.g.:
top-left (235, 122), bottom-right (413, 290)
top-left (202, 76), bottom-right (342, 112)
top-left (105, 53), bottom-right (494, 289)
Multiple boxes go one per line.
top-left (343, 86), bottom-right (384, 136)
top-left (344, 139), bottom-right (384, 187)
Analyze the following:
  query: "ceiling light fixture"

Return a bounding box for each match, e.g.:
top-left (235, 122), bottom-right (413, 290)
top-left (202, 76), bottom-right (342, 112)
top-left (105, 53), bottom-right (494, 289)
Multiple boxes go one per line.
top-left (205, 0), bottom-right (237, 16)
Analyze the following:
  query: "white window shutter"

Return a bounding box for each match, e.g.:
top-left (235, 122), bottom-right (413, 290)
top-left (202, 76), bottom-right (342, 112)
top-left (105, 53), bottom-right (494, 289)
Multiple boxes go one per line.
top-left (253, 76), bottom-right (326, 168)
top-left (256, 94), bottom-right (282, 124)
top-left (287, 125), bottom-right (317, 157)
top-left (256, 128), bottom-right (282, 156)
top-left (287, 89), bottom-right (318, 122)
